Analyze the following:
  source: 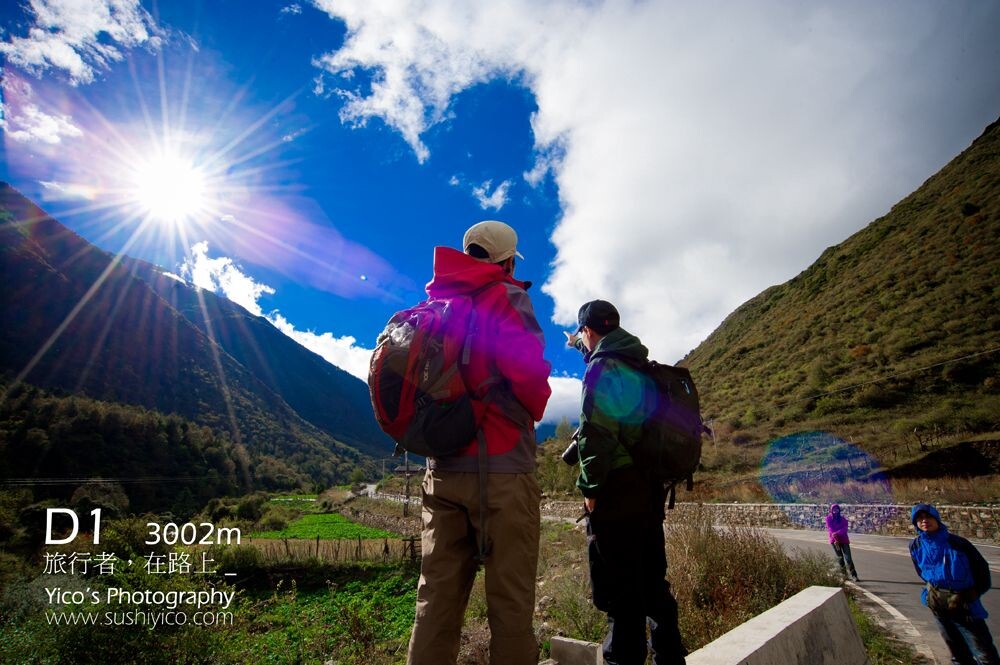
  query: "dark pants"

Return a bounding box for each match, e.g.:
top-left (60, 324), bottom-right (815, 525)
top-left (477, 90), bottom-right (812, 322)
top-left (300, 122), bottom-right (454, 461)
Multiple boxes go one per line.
top-left (831, 542), bottom-right (858, 578)
top-left (587, 470), bottom-right (686, 665)
top-left (934, 613), bottom-right (1000, 665)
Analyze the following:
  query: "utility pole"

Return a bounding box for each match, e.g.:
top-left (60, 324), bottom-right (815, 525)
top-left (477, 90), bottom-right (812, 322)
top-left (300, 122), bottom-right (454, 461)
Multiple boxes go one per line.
top-left (404, 450), bottom-right (410, 517)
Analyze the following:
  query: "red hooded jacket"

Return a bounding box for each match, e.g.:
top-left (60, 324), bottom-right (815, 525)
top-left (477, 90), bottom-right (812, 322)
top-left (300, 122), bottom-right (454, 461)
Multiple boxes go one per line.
top-left (425, 247), bottom-right (552, 473)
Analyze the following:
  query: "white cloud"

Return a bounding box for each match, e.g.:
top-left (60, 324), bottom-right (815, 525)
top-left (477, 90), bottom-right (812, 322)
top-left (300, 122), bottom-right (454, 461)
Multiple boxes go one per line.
top-left (311, 1), bottom-right (1000, 363)
top-left (472, 179), bottom-right (512, 211)
top-left (281, 4), bottom-right (303, 15)
top-left (312, 74), bottom-right (327, 97)
top-left (39, 180), bottom-right (96, 199)
top-left (267, 313), bottom-right (373, 381)
top-left (523, 141), bottom-right (563, 187)
top-left (450, 174), bottom-right (512, 209)
top-left (4, 104), bottom-right (82, 144)
top-left (174, 240), bottom-right (572, 405)
top-left (180, 241), bottom-right (276, 317)
top-left (312, 2), bottom-right (523, 164)
top-left (0, 0), bottom-right (161, 85)
top-left (2, 75), bottom-right (83, 144)
top-left (281, 127), bottom-right (309, 142)
top-left (542, 376), bottom-right (582, 425)
top-left (177, 241), bottom-right (373, 380)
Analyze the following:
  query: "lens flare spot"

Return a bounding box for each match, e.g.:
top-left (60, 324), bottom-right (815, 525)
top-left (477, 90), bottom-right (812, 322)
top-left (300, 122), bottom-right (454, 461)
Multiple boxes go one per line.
top-left (759, 431), bottom-right (892, 526)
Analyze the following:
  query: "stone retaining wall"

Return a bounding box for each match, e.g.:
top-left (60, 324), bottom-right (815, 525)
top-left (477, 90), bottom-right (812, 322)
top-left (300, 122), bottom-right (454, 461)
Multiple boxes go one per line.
top-left (540, 501), bottom-right (1000, 542)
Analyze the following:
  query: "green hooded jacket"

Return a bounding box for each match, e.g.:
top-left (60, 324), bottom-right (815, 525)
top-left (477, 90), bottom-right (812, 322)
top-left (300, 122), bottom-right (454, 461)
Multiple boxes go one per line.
top-left (575, 327), bottom-right (652, 497)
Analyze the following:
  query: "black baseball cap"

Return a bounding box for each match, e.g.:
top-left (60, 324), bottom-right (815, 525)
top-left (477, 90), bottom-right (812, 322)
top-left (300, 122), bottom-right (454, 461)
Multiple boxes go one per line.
top-left (577, 300), bottom-right (620, 335)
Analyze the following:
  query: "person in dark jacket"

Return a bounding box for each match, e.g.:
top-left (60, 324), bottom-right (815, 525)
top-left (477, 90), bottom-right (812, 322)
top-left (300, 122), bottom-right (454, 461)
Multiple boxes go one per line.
top-left (406, 221), bottom-right (552, 665)
top-left (909, 503), bottom-right (999, 665)
top-left (825, 504), bottom-right (859, 581)
top-left (566, 300), bottom-right (686, 665)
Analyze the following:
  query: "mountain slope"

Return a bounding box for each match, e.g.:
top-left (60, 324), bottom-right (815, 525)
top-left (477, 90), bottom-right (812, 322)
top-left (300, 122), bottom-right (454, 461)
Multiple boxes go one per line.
top-left (681, 118), bottom-right (1000, 447)
top-left (122, 257), bottom-right (393, 458)
top-left (0, 184), bottom-right (379, 492)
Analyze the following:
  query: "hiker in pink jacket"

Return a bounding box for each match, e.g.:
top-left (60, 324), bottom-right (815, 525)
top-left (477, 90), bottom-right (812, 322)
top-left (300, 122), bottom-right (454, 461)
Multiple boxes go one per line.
top-left (826, 504), bottom-right (860, 581)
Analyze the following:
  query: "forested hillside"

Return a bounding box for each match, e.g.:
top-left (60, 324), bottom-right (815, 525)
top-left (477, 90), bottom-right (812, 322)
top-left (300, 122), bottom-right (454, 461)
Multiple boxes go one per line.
top-left (0, 185), bottom-right (381, 502)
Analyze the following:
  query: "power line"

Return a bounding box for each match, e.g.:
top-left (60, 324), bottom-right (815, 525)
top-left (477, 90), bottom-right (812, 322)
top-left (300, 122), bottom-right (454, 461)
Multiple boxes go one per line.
top-left (0, 476), bottom-right (222, 486)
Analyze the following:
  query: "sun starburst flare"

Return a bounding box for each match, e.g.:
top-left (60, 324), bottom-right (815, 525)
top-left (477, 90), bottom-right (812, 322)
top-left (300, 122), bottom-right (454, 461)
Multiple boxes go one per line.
top-left (130, 152), bottom-right (208, 224)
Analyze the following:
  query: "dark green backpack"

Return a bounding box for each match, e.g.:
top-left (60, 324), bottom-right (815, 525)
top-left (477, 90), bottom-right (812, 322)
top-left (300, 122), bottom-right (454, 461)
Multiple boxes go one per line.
top-left (599, 354), bottom-right (705, 507)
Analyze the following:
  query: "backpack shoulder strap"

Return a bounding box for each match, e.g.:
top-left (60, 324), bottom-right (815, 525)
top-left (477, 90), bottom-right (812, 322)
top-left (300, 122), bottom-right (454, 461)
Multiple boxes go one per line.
top-left (909, 537), bottom-right (927, 578)
top-left (460, 280), bottom-right (506, 368)
top-left (461, 279), bottom-right (508, 568)
top-left (947, 533), bottom-right (992, 595)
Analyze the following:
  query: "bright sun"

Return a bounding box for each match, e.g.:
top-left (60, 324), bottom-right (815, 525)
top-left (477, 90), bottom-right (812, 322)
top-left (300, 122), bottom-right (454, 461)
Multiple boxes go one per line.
top-left (132, 153), bottom-right (207, 223)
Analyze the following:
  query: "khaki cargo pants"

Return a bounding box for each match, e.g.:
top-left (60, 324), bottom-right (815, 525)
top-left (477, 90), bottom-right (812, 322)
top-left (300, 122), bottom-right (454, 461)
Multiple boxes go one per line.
top-left (406, 469), bottom-right (541, 665)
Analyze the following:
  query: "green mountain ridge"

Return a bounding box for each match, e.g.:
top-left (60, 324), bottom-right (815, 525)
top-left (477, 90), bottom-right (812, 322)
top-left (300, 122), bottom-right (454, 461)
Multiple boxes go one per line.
top-left (121, 255), bottom-right (392, 458)
top-left (681, 117), bottom-right (1000, 450)
top-left (0, 184), bottom-right (389, 506)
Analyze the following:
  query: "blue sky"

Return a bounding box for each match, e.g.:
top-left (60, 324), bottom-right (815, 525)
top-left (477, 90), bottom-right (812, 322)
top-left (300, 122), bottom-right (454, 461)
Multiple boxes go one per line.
top-left (2, 1), bottom-right (999, 424)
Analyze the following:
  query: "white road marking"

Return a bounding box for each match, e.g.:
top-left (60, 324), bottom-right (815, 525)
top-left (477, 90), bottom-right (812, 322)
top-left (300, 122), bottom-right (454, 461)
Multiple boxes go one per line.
top-left (847, 580), bottom-right (937, 664)
top-left (765, 530), bottom-right (1000, 573)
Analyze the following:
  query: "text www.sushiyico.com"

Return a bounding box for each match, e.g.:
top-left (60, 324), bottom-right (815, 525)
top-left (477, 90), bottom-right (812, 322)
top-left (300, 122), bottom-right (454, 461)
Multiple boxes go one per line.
top-left (46, 610), bottom-right (234, 627)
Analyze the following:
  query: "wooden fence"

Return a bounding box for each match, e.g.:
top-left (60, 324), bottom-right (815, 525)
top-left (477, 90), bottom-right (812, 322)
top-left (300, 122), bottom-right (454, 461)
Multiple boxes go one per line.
top-left (246, 535), bottom-right (421, 563)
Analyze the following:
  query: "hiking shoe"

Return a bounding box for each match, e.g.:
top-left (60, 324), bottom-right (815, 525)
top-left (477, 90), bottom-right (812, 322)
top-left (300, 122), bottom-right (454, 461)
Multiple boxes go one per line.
top-left (852, 575), bottom-right (860, 582)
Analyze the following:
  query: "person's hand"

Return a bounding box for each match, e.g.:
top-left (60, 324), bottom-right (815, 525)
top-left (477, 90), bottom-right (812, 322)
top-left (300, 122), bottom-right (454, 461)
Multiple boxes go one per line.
top-left (927, 585), bottom-right (945, 613)
top-left (956, 587), bottom-right (979, 606)
top-left (564, 330), bottom-right (580, 347)
top-left (584, 497), bottom-right (596, 514)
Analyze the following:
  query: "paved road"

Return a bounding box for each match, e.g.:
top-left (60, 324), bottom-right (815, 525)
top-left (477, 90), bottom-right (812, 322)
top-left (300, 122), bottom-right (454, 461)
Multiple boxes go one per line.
top-left (767, 528), bottom-right (1000, 664)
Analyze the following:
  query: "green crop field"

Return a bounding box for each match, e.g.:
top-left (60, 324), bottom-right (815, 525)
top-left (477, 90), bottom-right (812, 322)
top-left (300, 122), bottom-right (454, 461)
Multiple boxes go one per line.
top-left (267, 496), bottom-right (321, 511)
top-left (253, 513), bottom-right (396, 539)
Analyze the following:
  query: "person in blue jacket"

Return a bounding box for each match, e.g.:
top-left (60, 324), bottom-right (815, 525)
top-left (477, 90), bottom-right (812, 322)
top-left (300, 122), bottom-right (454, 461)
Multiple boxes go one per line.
top-left (909, 503), bottom-right (999, 665)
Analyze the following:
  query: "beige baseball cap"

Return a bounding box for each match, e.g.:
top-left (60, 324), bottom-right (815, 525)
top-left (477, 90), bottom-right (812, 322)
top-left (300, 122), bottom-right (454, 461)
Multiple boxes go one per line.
top-left (463, 220), bottom-right (525, 263)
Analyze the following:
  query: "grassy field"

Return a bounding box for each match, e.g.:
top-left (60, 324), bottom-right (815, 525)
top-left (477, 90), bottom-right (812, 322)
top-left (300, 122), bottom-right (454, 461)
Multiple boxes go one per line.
top-left (253, 513), bottom-right (397, 540)
top-left (0, 497), bottom-right (932, 664)
top-left (218, 566), bottom-right (418, 665)
top-left (0, 560), bottom-right (419, 665)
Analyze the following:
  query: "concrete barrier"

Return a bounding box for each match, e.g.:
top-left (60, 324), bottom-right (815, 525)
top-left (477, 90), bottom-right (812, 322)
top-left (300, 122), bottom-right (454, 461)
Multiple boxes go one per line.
top-left (549, 636), bottom-right (601, 665)
top-left (547, 587), bottom-right (869, 665)
top-left (686, 586), bottom-right (869, 665)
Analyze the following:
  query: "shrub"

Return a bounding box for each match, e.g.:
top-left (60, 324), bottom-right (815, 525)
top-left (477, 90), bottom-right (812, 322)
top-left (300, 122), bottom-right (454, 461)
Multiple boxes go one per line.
top-left (544, 569), bottom-right (605, 643)
top-left (256, 505), bottom-right (294, 532)
top-left (100, 516), bottom-right (170, 558)
top-left (853, 384), bottom-right (902, 408)
top-left (666, 507), bottom-right (839, 649)
top-left (70, 481), bottom-right (130, 517)
top-left (213, 543), bottom-right (266, 576)
top-left (235, 493), bottom-right (268, 521)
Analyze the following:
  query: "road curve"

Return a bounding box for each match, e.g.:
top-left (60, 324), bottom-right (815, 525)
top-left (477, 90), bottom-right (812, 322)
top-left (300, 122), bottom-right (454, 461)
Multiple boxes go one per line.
top-left (766, 528), bottom-right (1000, 664)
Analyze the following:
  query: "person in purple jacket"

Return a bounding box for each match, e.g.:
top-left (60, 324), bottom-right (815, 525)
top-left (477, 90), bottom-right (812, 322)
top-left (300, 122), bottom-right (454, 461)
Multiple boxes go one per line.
top-left (825, 504), bottom-right (859, 581)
